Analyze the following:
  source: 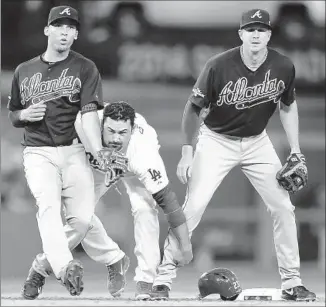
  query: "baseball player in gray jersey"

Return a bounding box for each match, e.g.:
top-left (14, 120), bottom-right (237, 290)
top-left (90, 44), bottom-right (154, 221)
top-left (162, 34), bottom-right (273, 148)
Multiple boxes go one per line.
top-left (151, 9), bottom-right (316, 302)
top-left (7, 6), bottom-right (111, 298)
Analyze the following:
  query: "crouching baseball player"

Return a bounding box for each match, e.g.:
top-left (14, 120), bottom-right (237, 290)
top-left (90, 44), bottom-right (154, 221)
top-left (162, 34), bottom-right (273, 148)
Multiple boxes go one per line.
top-left (22, 101), bottom-right (192, 300)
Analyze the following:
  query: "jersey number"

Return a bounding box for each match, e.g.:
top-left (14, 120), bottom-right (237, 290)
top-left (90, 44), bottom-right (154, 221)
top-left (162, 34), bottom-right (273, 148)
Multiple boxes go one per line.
top-left (233, 280), bottom-right (241, 290)
top-left (148, 169), bottom-right (162, 181)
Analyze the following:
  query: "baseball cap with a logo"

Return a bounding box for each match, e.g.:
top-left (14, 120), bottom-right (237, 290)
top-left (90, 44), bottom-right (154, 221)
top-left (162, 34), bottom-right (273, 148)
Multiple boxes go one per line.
top-left (240, 9), bottom-right (271, 29)
top-left (48, 6), bottom-right (80, 27)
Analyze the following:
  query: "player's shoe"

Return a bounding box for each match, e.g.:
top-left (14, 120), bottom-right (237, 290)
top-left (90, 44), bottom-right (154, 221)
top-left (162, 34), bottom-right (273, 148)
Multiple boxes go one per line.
top-left (282, 286), bottom-right (316, 301)
top-left (151, 285), bottom-right (170, 300)
top-left (21, 267), bottom-right (45, 300)
top-left (135, 281), bottom-right (153, 300)
top-left (63, 260), bottom-right (84, 296)
top-left (106, 255), bottom-right (130, 297)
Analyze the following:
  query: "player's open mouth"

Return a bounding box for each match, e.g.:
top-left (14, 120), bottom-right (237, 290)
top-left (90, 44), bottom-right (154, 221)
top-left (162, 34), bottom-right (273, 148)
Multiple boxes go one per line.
top-left (109, 144), bottom-right (122, 150)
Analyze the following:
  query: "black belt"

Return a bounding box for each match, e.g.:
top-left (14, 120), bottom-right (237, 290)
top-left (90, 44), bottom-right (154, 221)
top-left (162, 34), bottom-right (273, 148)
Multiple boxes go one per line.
top-left (58, 137), bottom-right (82, 146)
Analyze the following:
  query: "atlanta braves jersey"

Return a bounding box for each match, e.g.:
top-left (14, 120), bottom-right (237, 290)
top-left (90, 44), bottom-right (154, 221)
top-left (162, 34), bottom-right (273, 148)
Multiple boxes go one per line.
top-left (189, 46), bottom-right (296, 137)
top-left (7, 50), bottom-right (103, 146)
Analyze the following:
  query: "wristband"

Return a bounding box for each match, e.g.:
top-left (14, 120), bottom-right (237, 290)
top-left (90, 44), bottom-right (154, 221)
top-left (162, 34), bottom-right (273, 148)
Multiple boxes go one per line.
top-left (182, 144), bottom-right (193, 156)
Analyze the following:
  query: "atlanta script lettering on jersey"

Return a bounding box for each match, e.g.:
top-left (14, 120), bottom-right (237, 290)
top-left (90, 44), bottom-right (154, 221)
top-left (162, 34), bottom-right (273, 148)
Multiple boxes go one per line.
top-left (20, 68), bottom-right (81, 105)
top-left (216, 70), bottom-right (285, 110)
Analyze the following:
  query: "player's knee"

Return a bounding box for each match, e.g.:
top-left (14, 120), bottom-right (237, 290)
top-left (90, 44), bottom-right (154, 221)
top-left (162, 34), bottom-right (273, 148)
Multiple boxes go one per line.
top-left (37, 203), bottom-right (61, 220)
top-left (66, 215), bottom-right (93, 235)
top-left (269, 201), bottom-right (295, 218)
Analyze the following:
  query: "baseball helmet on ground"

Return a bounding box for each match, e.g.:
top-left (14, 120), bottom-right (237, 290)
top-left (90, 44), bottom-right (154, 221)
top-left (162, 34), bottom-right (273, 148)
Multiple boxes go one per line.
top-left (198, 268), bottom-right (242, 301)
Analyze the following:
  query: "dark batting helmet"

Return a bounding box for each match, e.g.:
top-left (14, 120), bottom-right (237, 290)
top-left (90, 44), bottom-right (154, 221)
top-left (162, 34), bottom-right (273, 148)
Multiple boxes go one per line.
top-left (198, 268), bottom-right (242, 301)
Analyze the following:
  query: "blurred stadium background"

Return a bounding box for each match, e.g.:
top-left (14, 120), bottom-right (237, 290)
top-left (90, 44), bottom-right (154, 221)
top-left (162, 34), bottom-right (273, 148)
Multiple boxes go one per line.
top-left (1, 0), bottom-right (325, 300)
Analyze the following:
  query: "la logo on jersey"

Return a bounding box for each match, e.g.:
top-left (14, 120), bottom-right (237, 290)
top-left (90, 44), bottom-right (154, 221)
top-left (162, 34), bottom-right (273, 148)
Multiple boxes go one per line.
top-left (148, 168), bottom-right (162, 182)
top-left (20, 69), bottom-right (81, 105)
top-left (251, 10), bottom-right (262, 19)
top-left (60, 8), bottom-right (71, 15)
top-left (216, 70), bottom-right (285, 110)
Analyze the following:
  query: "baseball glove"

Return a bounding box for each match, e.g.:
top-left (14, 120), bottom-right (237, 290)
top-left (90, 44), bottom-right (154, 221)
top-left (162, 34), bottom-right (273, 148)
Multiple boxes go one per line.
top-left (276, 153), bottom-right (308, 194)
top-left (97, 149), bottom-right (129, 187)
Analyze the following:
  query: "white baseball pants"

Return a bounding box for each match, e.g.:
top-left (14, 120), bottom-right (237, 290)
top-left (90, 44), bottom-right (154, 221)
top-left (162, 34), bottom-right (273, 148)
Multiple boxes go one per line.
top-left (153, 125), bottom-right (302, 290)
top-left (32, 169), bottom-right (160, 284)
top-left (23, 144), bottom-right (96, 280)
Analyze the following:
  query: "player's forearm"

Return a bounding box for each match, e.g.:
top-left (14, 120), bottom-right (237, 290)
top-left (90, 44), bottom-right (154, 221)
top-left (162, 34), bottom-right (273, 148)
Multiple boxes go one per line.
top-left (153, 185), bottom-right (186, 228)
top-left (153, 185), bottom-right (191, 248)
top-left (182, 101), bottom-right (201, 147)
top-left (170, 222), bottom-right (192, 250)
top-left (81, 111), bottom-right (102, 156)
top-left (279, 100), bottom-right (301, 153)
top-left (8, 110), bottom-right (27, 128)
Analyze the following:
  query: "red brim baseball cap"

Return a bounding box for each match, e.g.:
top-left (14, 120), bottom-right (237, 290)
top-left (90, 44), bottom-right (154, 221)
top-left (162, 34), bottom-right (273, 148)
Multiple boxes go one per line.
top-left (240, 9), bottom-right (271, 29)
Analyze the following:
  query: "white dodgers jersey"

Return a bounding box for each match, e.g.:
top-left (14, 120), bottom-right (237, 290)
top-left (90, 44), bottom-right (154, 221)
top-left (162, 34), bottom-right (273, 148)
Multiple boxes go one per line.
top-left (75, 110), bottom-right (169, 194)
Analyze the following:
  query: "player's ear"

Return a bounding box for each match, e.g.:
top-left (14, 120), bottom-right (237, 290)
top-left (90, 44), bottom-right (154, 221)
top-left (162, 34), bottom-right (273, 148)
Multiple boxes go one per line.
top-left (238, 29), bottom-right (243, 41)
top-left (74, 30), bottom-right (79, 40)
top-left (44, 26), bottom-right (49, 37)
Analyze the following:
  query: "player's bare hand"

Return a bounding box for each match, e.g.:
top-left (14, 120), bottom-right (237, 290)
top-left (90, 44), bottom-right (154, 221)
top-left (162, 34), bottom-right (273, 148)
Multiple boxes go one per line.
top-left (174, 245), bottom-right (193, 267)
top-left (177, 145), bottom-right (194, 184)
top-left (20, 102), bottom-right (47, 122)
top-left (181, 245), bottom-right (193, 265)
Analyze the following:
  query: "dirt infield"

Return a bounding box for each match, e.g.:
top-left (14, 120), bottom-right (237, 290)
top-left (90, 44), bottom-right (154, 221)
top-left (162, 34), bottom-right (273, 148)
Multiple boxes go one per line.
top-left (1, 257), bottom-right (325, 306)
top-left (2, 273), bottom-right (325, 307)
top-left (2, 293), bottom-right (325, 307)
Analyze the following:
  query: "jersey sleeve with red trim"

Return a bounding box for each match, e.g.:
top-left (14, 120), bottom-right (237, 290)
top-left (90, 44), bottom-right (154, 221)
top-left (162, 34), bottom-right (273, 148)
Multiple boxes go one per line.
top-left (80, 60), bottom-right (104, 109)
top-left (280, 63), bottom-right (296, 106)
top-left (188, 60), bottom-right (214, 108)
top-left (7, 67), bottom-right (23, 111)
